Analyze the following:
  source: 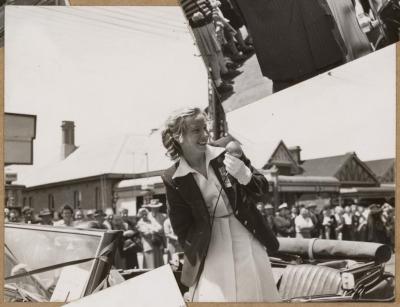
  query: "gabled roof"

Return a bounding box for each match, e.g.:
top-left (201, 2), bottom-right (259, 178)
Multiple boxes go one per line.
top-left (364, 158), bottom-right (395, 178)
top-left (301, 154), bottom-right (352, 177)
top-left (6, 131), bottom-right (172, 188)
top-left (263, 140), bottom-right (301, 174)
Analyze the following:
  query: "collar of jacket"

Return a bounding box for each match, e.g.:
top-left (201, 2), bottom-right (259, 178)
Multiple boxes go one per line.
top-left (170, 146), bottom-right (237, 227)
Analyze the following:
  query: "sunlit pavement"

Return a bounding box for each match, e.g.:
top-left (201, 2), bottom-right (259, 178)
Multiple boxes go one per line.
top-left (222, 54), bottom-right (273, 113)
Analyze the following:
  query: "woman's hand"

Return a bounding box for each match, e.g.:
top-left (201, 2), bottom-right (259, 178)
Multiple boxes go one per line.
top-left (223, 153), bottom-right (252, 185)
top-left (192, 12), bottom-right (204, 22)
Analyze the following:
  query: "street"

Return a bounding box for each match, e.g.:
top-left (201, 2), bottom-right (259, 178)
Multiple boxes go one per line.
top-left (223, 53), bottom-right (273, 113)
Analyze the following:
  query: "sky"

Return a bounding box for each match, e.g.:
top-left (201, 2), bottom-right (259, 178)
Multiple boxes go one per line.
top-left (5, 6), bottom-right (396, 172)
top-left (5, 6), bottom-right (208, 167)
top-left (227, 45), bottom-right (396, 167)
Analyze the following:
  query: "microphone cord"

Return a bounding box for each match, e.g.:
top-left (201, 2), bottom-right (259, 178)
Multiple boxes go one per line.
top-left (190, 172), bottom-right (228, 302)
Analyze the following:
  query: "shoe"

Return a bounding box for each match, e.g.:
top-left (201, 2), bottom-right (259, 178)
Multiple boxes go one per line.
top-left (240, 44), bottom-right (254, 54)
top-left (221, 69), bottom-right (242, 80)
top-left (231, 53), bottom-right (247, 62)
top-left (226, 61), bottom-right (241, 70)
top-left (217, 82), bottom-right (233, 94)
top-left (219, 90), bottom-right (234, 103)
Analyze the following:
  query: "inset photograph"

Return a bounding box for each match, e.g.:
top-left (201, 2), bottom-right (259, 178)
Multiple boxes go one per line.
top-left (178, 0), bottom-right (400, 111)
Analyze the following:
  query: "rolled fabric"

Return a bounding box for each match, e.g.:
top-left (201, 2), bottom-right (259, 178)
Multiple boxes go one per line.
top-left (276, 238), bottom-right (392, 264)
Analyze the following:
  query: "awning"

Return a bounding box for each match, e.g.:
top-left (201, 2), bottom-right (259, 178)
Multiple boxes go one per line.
top-left (340, 184), bottom-right (395, 198)
top-left (277, 175), bottom-right (340, 193)
top-left (116, 176), bottom-right (163, 190)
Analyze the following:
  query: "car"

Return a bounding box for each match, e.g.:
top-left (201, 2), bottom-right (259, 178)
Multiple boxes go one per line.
top-left (4, 223), bottom-right (121, 302)
top-left (4, 223), bottom-right (395, 302)
top-left (270, 237), bottom-right (394, 302)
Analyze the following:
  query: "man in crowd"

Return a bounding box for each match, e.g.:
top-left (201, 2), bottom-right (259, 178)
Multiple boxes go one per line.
top-left (264, 203), bottom-right (276, 234)
top-left (8, 209), bottom-right (20, 223)
top-left (38, 208), bottom-right (53, 225)
top-left (306, 203), bottom-right (320, 238)
top-left (22, 206), bottom-right (35, 224)
top-left (93, 209), bottom-right (110, 229)
top-left (273, 203), bottom-right (295, 237)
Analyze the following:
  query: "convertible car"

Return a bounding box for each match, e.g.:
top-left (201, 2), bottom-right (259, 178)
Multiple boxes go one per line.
top-left (4, 223), bottom-right (395, 303)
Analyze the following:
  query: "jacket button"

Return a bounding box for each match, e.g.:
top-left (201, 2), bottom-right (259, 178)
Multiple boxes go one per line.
top-left (244, 220), bottom-right (248, 225)
top-left (235, 210), bottom-right (239, 215)
top-left (253, 229), bottom-right (256, 234)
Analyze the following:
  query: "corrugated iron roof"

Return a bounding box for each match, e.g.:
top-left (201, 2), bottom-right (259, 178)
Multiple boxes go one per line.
top-left (6, 131), bottom-right (172, 188)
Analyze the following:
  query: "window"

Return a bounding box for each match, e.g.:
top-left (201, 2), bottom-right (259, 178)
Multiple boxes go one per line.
top-left (28, 197), bottom-right (33, 208)
top-left (95, 187), bottom-right (100, 209)
top-left (73, 191), bottom-right (81, 209)
top-left (48, 194), bottom-right (55, 210)
top-left (22, 197), bottom-right (26, 207)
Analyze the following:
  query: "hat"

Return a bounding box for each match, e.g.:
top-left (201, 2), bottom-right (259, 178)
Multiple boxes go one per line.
top-left (39, 208), bottom-right (52, 217)
top-left (93, 209), bottom-right (106, 217)
top-left (123, 230), bottom-right (135, 238)
top-left (146, 199), bottom-right (163, 208)
top-left (369, 204), bottom-right (382, 214)
top-left (264, 204), bottom-right (274, 210)
top-left (306, 203), bottom-right (317, 208)
top-left (278, 203), bottom-right (289, 211)
top-left (22, 206), bottom-right (32, 214)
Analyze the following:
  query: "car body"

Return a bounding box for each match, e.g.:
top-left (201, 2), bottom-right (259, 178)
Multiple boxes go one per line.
top-left (5, 223), bottom-right (121, 302)
top-left (4, 223), bottom-right (394, 302)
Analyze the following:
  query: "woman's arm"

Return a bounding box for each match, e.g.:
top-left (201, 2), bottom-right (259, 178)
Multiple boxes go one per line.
top-left (162, 176), bottom-right (194, 248)
top-left (224, 152), bottom-right (268, 201)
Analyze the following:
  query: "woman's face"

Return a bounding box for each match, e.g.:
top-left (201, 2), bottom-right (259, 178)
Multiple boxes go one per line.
top-left (180, 114), bottom-right (209, 157)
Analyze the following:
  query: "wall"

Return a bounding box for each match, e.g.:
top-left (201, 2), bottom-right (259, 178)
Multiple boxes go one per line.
top-left (21, 177), bottom-right (118, 212)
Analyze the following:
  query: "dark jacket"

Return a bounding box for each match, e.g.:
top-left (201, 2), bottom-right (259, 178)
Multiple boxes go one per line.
top-left (273, 215), bottom-right (295, 237)
top-left (161, 149), bottom-right (279, 287)
top-left (231, 0), bottom-right (345, 81)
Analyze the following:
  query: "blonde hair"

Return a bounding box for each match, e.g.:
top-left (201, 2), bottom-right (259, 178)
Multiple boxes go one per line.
top-left (161, 107), bottom-right (207, 161)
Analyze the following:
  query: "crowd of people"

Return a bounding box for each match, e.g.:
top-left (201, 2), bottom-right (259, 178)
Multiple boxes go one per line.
top-left (181, 0), bottom-right (393, 95)
top-left (180, 0), bottom-right (255, 100)
top-left (5, 197), bottom-right (395, 272)
top-left (5, 198), bottom-right (182, 271)
top-left (257, 201), bottom-right (395, 249)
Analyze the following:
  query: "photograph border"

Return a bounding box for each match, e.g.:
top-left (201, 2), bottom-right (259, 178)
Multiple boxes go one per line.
top-left (0, 1), bottom-right (399, 306)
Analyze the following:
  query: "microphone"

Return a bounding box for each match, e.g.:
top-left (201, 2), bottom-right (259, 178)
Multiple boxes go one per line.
top-left (225, 141), bottom-right (243, 158)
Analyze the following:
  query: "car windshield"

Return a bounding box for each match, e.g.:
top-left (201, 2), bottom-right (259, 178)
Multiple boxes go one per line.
top-left (5, 226), bottom-right (102, 302)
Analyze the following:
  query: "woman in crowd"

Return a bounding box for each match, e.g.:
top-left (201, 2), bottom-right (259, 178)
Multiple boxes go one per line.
top-left (367, 204), bottom-right (389, 244)
top-left (54, 204), bottom-right (74, 227)
top-left (294, 208), bottom-right (314, 238)
top-left (179, 0), bottom-right (234, 94)
top-left (334, 206), bottom-right (345, 240)
top-left (321, 208), bottom-right (337, 239)
top-left (136, 207), bottom-right (164, 269)
top-left (161, 107), bottom-right (280, 302)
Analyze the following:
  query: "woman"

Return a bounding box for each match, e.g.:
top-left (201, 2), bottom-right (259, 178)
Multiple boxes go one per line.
top-left (334, 206), bottom-right (345, 240)
top-left (294, 208), bottom-right (314, 238)
top-left (325, 0), bottom-right (372, 61)
top-left (161, 107), bottom-right (280, 302)
top-left (136, 208), bottom-right (164, 269)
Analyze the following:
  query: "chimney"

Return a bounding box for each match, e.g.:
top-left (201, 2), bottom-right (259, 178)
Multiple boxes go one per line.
top-left (288, 146), bottom-right (301, 164)
top-left (61, 121), bottom-right (77, 159)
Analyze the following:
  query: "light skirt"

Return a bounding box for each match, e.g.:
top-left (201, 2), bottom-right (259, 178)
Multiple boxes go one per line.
top-left (189, 215), bottom-right (281, 302)
top-left (192, 22), bottom-right (222, 56)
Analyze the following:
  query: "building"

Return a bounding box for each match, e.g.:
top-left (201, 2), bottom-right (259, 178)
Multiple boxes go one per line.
top-left (341, 158), bottom-right (396, 206)
top-left (262, 140), bottom-right (394, 208)
top-left (6, 121), bottom-right (171, 215)
top-left (364, 158), bottom-right (395, 184)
